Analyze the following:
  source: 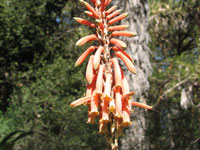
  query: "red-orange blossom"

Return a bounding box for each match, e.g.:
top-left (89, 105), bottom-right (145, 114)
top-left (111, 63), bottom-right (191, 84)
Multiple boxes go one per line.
top-left (70, 0), bottom-right (152, 142)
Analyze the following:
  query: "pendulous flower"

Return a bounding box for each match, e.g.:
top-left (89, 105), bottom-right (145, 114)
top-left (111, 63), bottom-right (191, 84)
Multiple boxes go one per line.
top-left (70, 0), bottom-right (152, 149)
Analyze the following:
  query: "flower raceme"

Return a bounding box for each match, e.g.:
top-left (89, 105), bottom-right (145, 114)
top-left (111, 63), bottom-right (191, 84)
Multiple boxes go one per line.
top-left (70, 0), bottom-right (152, 136)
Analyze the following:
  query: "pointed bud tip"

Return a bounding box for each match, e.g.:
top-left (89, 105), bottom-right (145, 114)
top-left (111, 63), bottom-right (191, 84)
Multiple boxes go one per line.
top-left (74, 63), bottom-right (79, 67)
top-left (125, 13), bottom-right (129, 16)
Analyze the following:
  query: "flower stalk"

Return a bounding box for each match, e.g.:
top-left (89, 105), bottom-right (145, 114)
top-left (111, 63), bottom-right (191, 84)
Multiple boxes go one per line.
top-left (70, 0), bottom-right (152, 149)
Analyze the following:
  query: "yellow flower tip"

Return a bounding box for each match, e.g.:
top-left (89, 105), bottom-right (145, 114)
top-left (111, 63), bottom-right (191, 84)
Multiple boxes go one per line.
top-left (79, 0), bottom-right (85, 4)
top-left (132, 102), bottom-right (153, 110)
top-left (103, 95), bottom-right (112, 101)
top-left (122, 121), bottom-right (132, 127)
top-left (115, 114), bottom-right (122, 119)
top-left (74, 63), bottom-right (79, 67)
top-left (124, 12), bottom-right (129, 17)
top-left (70, 103), bottom-right (74, 108)
top-left (109, 106), bottom-right (116, 113)
top-left (90, 111), bottom-right (99, 116)
top-left (96, 91), bottom-right (102, 96)
top-left (115, 84), bottom-right (121, 89)
top-left (87, 79), bottom-right (93, 85)
top-left (100, 119), bottom-right (110, 124)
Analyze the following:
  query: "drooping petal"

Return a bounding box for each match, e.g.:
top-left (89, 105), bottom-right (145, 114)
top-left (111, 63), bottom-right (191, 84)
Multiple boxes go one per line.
top-left (122, 98), bottom-right (131, 127)
top-left (114, 86), bottom-right (122, 119)
top-left (109, 98), bottom-right (115, 112)
top-left (93, 46), bottom-right (104, 70)
top-left (90, 93), bottom-right (100, 116)
top-left (123, 91), bottom-right (135, 100)
top-left (132, 102), bottom-right (153, 110)
top-left (86, 77), bottom-right (96, 96)
top-left (96, 65), bottom-right (104, 95)
top-left (87, 105), bottom-right (96, 124)
top-left (121, 69), bottom-right (129, 95)
top-left (115, 51), bottom-right (136, 74)
top-left (109, 25), bottom-right (128, 31)
top-left (86, 55), bottom-right (95, 84)
top-left (106, 9), bottom-right (121, 20)
top-left (75, 46), bottom-right (96, 67)
top-left (111, 31), bottom-right (137, 37)
top-left (110, 38), bottom-right (127, 49)
top-left (74, 17), bottom-right (96, 28)
top-left (84, 11), bottom-right (96, 19)
top-left (108, 13), bottom-right (129, 25)
top-left (80, 0), bottom-right (99, 18)
top-left (101, 99), bottom-right (109, 123)
top-left (70, 96), bottom-right (91, 108)
top-left (111, 58), bottom-right (122, 87)
top-left (76, 34), bottom-right (97, 46)
top-left (105, 5), bottom-right (117, 15)
top-left (112, 46), bottom-right (133, 62)
top-left (104, 72), bottom-right (113, 101)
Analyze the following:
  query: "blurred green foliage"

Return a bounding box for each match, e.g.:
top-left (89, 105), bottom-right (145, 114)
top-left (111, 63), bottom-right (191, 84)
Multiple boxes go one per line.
top-left (147, 0), bottom-right (200, 149)
top-left (0, 0), bottom-right (200, 150)
top-left (0, 0), bottom-right (105, 149)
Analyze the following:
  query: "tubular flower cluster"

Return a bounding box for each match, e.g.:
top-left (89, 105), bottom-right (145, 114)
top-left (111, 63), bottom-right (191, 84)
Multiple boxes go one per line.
top-left (70, 0), bottom-right (152, 142)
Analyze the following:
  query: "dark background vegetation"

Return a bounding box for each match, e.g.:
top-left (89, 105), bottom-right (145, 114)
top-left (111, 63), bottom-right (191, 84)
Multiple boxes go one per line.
top-left (0, 0), bottom-right (199, 149)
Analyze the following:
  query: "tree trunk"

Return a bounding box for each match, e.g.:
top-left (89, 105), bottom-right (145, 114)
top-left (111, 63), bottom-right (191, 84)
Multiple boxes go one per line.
top-left (112, 0), bottom-right (152, 149)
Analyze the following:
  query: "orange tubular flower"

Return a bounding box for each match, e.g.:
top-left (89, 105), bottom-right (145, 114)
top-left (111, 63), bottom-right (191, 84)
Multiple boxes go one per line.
top-left (115, 51), bottom-right (136, 74)
top-left (111, 31), bottom-right (137, 37)
top-left (86, 55), bottom-right (95, 84)
top-left (122, 98), bottom-right (131, 127)
top-left (121, 69), bottom-right (129, 95)
top-left (96, 65), bottom-right (104, 95)
top-left (75, 46), bottom-right (96, 67)
top-left (108, 13), bottom-right (129, 25)
top-left (70, 96), bottom-right (91, 108)
top-left (112, 46), bottom-right (133, 62)
top-left (76, 34), bottom-right (97, 46)
top-left (101, 99), bottom-right (109, 123)
top-left (86, 83), bottom-right (94, 97)
top-left (114, 86), bottom-right (122, 119)
top-left (70, 1), bottom-right (152, 148)
top-left (104, 72), bottom-right (113, 101)
top-left (105, 5), bottom-right (117, 15)
top-left (110, 38), bottom-right (127, 49)
top-left (80, 0), bottom-right (99, 18)
top-left (109, 25), bottom-right (128, 31)
top-left (84, 11), bottom-right (96, 18)
top-left (74, 17), bottom-right (96, 28)
top-left (106, 9), bottom-right (121, 20)
top-left (90, 93), bottom-right (100, 116)
top-left (132, 102), bottom-right (153, 110)
top-left (93, 46), bottom-right (104, 70)
top-left (111, 58), bottom-right (122, 87)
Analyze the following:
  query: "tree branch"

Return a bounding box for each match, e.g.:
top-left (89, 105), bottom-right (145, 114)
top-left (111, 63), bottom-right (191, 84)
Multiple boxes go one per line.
top-left (160, 77), bottom-right (190, 99)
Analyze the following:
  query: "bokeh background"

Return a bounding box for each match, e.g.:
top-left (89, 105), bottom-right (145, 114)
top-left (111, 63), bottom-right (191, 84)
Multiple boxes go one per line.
top-left (0, 0), bottom-right (199, 150)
